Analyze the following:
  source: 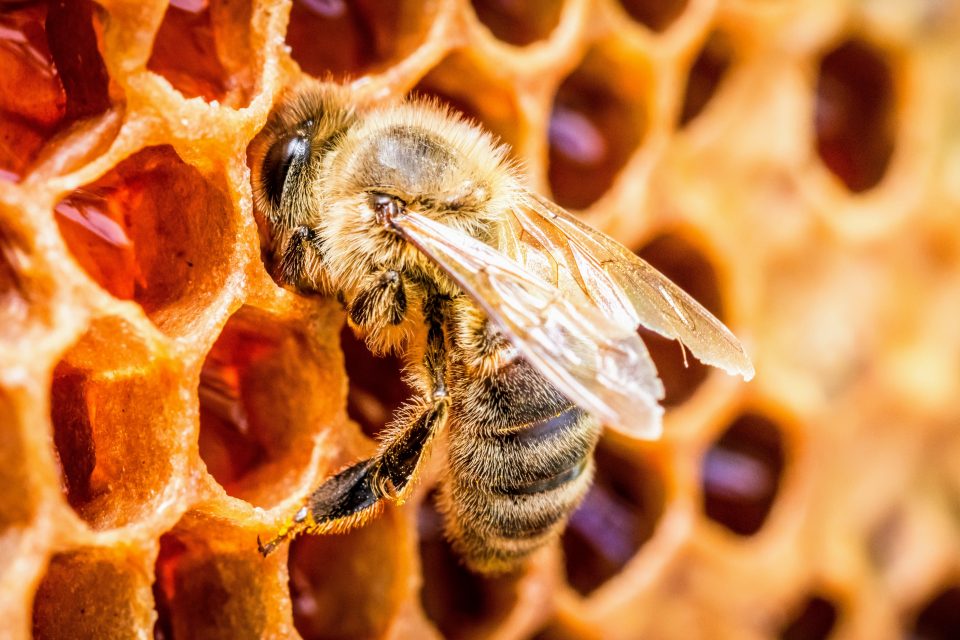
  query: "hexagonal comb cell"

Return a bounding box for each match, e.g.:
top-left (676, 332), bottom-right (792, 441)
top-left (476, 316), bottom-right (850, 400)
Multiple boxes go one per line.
top-left (0, 2), bottom-right (63, 181)
top-left (152, 529), bottom-right (287, 639)
top-left (469, 0), bottom-right (564, 46)
top-left (778, 594), bottom-right (838, 640)
top-left (419, 492), bottom-right (521, 639)
top-left (618, 0), bottom-right (688, 33)
top-left (548, 47), bottom-right (647, 209)
top-left (288, 509), bottom-right (405, 640)
top-left (680, 32), bottom-right (733, 127)
top-left (414, 52), bottom-right (523, 154)
top-left (32, 548), bottom-right (154, 639)
top-left (147, 0), bottom-right (253, 105)
top-left (562, 440), bottom-right (664, 596)
top-left (910, 585), bottom-right (960, 640)
top-left (199, 306), bottom-right (341, 506)
top-left (636, 233), bottom-right (721, 406)
top-left (340, 326), bottom-right (408, 440)
top-left (701, 413), bottom-right (785, 536)
top-left (815, 39), bottom-right (895, 192)
top-left (53, 145), bottom-right (235, 337)
top-left (0, 0), bottom-right (111, 182)
top-left (286, 0), bottom-right (435, 80)
top-left (49, 317), bottom-right (182, 530)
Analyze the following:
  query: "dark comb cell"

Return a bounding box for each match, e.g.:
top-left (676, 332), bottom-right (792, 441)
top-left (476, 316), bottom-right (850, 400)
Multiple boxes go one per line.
top-left (618, 0), bottom-right (688, 32)
top-left (815, 39), bottom-right (895, 192)
top-left (341, 326), bottom-right (410, 441)
top-left (680, 32), bottom-right (733, 126)
top-left (289, 512), bottom-right (404, 640)
top-left (470, 0), bottom-right (564, 46)
top-left (911, 586), bottom-right (960, 640)
top-left (287, 0), bottom-right (433, 80)
top-left (548, 49), bottom-right (646, 209)
top-left (702, 413), bottom-right (785, 536)
top-left (779, 595), bottom-right (839, 640)
top-left (562, 442), bottom-right (664, 595)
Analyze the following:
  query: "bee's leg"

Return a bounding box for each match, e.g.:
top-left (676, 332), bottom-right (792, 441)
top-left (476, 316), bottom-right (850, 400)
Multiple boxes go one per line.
top-left (368, 290), bottom-right (450, 503)
top-left (257, 397), bottom-right (447, 555)
top-left (421, 290), bottom-right (449, 395)
top-left (258, 295), bottom-right (449, 556)
top-left (275, 225), bottom-right (324, 290)
top-left (347, 268), bottom-right (407, 328)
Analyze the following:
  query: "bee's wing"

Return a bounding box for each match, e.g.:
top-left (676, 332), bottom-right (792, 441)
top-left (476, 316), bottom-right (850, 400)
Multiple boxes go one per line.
top-left (391, 210), bottom-right (665, 439)
top-left (510, 191), bottom-right (755, 381)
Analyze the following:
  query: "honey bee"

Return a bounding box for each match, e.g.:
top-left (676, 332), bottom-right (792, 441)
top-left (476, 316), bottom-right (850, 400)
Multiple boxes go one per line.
top-left (249, 84), bottom-right (753, 573)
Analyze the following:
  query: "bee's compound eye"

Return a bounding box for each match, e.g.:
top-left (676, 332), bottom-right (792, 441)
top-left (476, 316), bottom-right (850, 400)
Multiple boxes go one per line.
top-left (262, 134), bottom-right (310, 208)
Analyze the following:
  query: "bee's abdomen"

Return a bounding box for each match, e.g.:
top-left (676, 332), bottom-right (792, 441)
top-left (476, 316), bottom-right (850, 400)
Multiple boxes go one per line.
top-left (443, 359), bottom-right (602, 573)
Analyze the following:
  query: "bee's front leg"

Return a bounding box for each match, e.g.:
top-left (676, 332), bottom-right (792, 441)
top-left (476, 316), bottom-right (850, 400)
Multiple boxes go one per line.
top-left (275, 225), bottom-right (325, 291)
top-left (347, 268), bottom-right (408, 329)
top-left (257, 392), bottom-right (448, 556)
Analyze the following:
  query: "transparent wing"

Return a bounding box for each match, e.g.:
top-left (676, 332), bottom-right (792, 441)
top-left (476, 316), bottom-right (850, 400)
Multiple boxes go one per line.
top-left (390, 210), bottom-right (665, 439)
top-left (510, 191), bottom-right (755, 381)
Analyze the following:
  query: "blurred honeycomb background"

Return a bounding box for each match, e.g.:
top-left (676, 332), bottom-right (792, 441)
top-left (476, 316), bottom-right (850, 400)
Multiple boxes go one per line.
top-left (1, 0), bottom-right (959, 638)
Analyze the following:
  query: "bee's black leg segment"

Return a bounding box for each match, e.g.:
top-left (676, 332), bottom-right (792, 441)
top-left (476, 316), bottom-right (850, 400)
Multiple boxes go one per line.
top-left (304, 458), bottom-right (381, 523)
top-left (258, 458), bottom-right (381, 557)
top-left (349, 269), bottom-right (407, 327)
top-left (259, 390), bottom-right (449, 556)
top-left (276, 225), bottom-right (322, 288)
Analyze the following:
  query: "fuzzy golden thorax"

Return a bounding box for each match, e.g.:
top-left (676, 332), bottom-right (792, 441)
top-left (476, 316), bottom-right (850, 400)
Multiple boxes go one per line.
top-left (251, 85), bottom-right (521, 354)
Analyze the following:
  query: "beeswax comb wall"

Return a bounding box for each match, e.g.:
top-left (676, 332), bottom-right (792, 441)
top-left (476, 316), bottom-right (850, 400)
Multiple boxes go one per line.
top-left (1, 1), bottom-right (959, 638)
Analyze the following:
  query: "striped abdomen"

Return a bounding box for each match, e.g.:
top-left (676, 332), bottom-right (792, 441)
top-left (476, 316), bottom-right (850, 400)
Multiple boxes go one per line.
top-left (441, 353), bottom-right (602, 574)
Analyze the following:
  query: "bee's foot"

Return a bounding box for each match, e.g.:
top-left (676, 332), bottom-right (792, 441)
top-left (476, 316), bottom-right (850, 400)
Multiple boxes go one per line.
top-left (257, 534), bottom-right (283, 557)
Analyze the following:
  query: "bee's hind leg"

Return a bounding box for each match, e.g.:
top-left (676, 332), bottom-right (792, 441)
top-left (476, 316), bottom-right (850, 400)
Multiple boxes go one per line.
top-left (258, 296), bottom-right (450, 556)
top-left (257, 383), bottom-right (450, 557)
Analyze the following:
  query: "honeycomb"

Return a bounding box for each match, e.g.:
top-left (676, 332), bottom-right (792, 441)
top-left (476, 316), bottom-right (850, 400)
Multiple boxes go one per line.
top-left (2, 0), bottom-right (959, 638)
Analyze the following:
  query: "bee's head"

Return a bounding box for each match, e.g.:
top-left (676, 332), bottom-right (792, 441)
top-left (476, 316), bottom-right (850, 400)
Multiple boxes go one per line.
top-left (250, 85), bottom-right (356, 236)
top-left (250, 90), bottom-right (511, 301)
